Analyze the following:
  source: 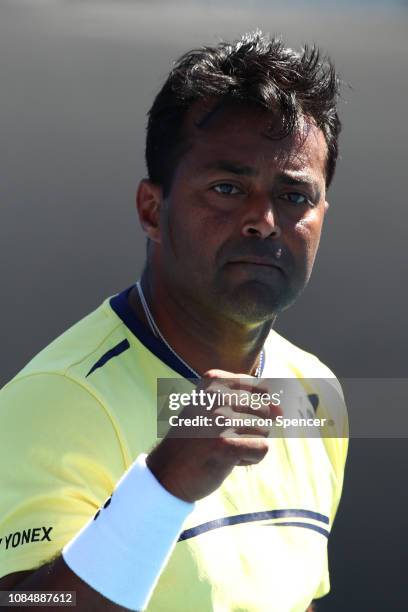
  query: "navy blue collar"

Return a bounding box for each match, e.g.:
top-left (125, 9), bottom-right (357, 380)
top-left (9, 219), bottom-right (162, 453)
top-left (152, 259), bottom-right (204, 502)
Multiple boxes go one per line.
top-left (110, 285), bottom-right (199, 380)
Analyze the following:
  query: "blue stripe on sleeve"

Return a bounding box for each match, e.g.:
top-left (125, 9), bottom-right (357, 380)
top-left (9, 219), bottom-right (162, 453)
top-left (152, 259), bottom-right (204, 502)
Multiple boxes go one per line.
top-left (86, 339), bottom-right (130, 377)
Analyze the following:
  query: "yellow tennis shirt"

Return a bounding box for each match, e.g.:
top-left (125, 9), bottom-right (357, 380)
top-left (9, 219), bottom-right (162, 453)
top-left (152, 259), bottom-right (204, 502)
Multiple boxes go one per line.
top-left (0, 286), bottom-right (348, 611)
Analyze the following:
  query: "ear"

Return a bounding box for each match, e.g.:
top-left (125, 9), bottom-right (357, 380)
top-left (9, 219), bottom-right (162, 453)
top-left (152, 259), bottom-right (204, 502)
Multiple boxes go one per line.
top-left (136, 179), bottom-right (163, 244)
top-left (324, 200), bottom-right (330, 213)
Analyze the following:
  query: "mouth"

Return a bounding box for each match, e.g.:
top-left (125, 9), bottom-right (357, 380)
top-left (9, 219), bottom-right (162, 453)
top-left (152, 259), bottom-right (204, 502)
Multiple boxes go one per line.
top-left (228, 258), bottom-right (282, 270)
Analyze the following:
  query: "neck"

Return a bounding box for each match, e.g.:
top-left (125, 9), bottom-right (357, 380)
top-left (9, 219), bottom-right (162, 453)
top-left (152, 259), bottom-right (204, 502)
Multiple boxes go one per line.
top-left (128, 271), bottom-right (276, 377)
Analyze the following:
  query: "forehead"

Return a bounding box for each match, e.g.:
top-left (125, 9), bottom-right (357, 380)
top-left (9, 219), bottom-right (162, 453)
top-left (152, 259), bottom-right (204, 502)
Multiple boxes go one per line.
top-left (180, 101), bottom-right (328, 178)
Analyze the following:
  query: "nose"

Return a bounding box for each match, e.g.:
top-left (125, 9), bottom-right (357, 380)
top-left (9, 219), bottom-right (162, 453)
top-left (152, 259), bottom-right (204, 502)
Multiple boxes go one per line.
top-left (241, 196), bottom-right (281, 240)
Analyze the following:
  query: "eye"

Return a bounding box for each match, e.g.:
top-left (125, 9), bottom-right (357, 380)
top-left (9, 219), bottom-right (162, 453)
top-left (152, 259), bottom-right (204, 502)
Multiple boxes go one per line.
top-left (212, 183), bottom-right (242, 196)
top-left (281, 192), bottom-right (312, 206)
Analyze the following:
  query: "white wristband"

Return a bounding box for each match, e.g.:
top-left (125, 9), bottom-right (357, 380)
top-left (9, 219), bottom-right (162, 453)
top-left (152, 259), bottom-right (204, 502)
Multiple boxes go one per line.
top-left (62, 454), bottom-right (195, 611)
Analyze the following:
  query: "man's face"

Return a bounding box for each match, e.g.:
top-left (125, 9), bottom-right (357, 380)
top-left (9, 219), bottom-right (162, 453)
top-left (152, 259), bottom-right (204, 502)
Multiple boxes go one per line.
top-left (153, 103), bottom-right (329, 324)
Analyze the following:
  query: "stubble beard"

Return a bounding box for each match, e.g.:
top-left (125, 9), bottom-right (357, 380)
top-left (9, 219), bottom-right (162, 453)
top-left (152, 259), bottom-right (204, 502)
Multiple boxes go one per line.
top-left (210, 275), bottom-right (302, 325)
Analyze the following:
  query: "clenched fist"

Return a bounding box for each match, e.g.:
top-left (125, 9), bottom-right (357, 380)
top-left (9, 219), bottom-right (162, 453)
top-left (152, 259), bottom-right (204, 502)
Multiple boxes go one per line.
top-left (147, 369), bottom-right (282, 502)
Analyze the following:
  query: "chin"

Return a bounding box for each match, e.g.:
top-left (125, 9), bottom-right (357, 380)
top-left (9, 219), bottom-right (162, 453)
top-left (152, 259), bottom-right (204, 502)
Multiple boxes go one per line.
top-left (221, 283), bottom-right (299, 324)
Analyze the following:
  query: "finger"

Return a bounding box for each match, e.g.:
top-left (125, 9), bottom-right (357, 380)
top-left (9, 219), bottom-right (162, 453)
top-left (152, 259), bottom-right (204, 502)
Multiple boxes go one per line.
top-left (203, 376), bottom-right (263, 394)
top-left (216, 409), bottom-right (272, 437)
top-left (198, 377), bottom-right (283, 419)
top-left (203, 369), bottom-right (253, 379)
top-left (217, 435), bottom-right (270, 465)
top-left (213, 396), bottom-right (280, 420)
top-left (229, 393), bottom-right (271, 418)
top-left (202, 370), bottom-right (277, 397)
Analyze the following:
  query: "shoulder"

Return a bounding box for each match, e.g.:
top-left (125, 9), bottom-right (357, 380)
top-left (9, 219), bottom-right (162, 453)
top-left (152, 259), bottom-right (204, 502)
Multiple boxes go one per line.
top-left (0, 296), bottom-right (125, 448)
top-left (0, 290), bottom-right (148, 469)
top-left (0, 297), bottom-right (129, 495)
top-left (11, 296), bottom-right (121, 380)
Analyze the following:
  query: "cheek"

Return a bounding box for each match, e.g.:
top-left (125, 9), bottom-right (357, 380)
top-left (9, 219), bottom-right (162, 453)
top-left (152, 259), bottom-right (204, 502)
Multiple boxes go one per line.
top-left (291, 217), bottom-right (323, 262)
top-left (180, 207), bottom-right (233, 254)
top-left (163, 205), bottom-right (223, 270)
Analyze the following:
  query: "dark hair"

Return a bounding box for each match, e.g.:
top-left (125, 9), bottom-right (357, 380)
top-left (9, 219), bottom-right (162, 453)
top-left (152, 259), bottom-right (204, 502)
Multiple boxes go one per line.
top-left (146, 31), bottom-right (342, 195)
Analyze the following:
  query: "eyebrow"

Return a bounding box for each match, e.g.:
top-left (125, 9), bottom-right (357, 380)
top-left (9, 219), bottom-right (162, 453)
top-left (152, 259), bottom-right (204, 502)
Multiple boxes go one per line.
top-left (275, 172), bottom-right (321, 196)
top-left (204, 161), bottom-right (259, 177)
top-left (204, 163), bottom-right (320, 193)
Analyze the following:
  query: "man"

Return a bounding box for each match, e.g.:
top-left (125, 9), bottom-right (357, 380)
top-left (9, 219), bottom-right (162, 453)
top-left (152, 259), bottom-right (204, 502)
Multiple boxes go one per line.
top-left (0, 32), bottom-right (348, 611)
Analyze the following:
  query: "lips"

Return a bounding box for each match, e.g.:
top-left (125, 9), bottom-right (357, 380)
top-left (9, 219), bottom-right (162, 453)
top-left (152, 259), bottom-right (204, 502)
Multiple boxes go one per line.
top-left (228, 257), bottom-right (282, 270)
